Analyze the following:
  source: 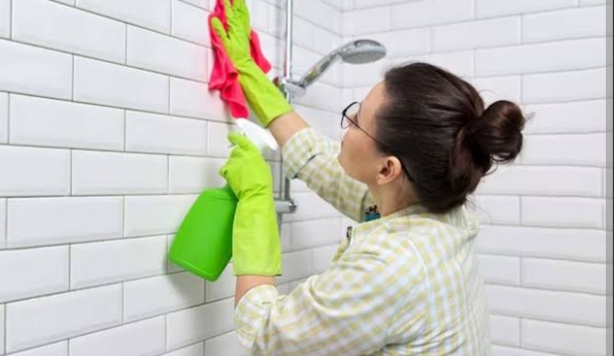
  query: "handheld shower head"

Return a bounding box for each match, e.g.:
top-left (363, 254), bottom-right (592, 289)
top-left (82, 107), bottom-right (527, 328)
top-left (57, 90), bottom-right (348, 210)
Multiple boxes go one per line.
top-left (275, 39), bottom-right (387, 97)
top-left (299, 39), bottom-right (386, 88)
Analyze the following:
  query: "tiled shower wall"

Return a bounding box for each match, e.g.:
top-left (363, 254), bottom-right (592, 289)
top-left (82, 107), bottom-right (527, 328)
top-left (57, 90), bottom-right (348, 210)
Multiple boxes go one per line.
top-left (0, 0), bottom-right (611, 356)
top-left (0, 0), bottom-right (348, 355)
top-left (341, 0), bottom-right (612, 355)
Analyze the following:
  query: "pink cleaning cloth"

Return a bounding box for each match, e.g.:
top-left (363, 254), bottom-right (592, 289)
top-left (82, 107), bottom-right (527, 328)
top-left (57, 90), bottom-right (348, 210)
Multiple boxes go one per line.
top-left (208, 0), bottom-right (272, 119)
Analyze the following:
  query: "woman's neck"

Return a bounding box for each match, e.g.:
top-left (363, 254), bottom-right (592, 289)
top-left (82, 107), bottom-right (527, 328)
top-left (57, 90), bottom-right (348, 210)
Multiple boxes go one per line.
top-left (369, 183), bottom-right (417, 217)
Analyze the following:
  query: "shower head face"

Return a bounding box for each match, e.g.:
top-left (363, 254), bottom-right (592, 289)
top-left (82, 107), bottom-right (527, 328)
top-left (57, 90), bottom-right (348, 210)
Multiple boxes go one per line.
top-left (339, 39), bottom-right (387, 64)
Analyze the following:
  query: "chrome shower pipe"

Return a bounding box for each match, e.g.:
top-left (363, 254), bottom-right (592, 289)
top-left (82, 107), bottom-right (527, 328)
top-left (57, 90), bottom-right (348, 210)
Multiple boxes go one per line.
top-left (273, 0), bottom-right (297, 215)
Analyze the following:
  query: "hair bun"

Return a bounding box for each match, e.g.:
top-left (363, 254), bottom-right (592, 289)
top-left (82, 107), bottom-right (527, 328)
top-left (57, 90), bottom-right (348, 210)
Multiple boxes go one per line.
top-left (468, 100), bottom-right (526, 166)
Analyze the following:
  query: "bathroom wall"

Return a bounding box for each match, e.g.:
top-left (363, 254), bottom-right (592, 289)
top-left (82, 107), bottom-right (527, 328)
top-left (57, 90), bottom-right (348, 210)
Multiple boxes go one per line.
top-left (0, 0), bottom-right (348, 355)
top-left (341, 0), bottom-right (612, 355)
top-left (0, 1), bottom-right (611, 356)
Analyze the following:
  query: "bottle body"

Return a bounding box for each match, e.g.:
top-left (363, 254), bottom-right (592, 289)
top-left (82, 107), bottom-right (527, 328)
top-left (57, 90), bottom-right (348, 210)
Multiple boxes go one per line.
top-left (168, 185), bottom-right (237, 281)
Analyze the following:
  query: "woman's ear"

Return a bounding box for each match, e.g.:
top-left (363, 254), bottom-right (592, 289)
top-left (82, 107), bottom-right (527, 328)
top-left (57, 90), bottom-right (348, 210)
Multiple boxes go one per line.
top-left (376, 156), bottom-right (404, 185)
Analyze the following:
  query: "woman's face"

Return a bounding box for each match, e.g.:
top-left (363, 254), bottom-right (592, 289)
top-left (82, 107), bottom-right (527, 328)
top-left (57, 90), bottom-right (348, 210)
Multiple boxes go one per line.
top-left (338, 82), bottom-right (388, 185)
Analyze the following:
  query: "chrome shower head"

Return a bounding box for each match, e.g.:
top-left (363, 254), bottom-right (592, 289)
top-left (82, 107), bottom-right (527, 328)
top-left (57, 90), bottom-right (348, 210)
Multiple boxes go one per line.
top-left (275, 39), bottom-right (387, 97)
top-left (299, 39), bottom-right (386, 88)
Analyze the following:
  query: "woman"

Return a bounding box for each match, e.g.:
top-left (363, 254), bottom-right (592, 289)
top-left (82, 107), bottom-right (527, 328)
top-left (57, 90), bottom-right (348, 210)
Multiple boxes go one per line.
top-left (212, 1), bottom-right (526, 354)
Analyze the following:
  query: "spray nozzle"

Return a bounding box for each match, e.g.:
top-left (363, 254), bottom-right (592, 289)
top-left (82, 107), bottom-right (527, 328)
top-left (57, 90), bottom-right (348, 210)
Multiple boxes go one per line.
top-left (234, 119), bottom-right (278, 153)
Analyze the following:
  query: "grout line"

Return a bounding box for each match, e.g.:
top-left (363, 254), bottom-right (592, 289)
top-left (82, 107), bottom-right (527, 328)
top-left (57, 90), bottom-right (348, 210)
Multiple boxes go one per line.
top-left (69, 149), bottom-right (73, 195)
top-left (124, 24), bottom-right (128, 65)
top-left (71, 55), bottom-right (75, 101)
top-left (8, 0), bottom-right (12, 40)
top-left (6, 93), bottom-right (10, 145)
top-left (123, 110), bottom-right (127, 152)
top-left (68, 244), bottom-right (72, 290)
top-left (2, 37), bottom-right (211, 84)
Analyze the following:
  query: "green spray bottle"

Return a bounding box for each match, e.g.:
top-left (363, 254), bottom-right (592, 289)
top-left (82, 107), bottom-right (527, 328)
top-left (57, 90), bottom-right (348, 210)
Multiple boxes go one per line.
top-left (168, 119), bottom-right (278, 281)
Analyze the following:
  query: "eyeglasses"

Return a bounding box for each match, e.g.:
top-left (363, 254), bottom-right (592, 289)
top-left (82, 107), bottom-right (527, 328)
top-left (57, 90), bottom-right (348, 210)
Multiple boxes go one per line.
top-left (341, 101), bottom-right (414, 182)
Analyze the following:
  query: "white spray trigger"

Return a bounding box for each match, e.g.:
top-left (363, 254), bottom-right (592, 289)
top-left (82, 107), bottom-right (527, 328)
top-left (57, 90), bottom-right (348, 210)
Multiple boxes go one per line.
top-left (235, 118), bottom-right (278, 153)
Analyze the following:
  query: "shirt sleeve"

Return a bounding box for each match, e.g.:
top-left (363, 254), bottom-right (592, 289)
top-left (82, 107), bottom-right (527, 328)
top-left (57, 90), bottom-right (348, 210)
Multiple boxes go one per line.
top-left (282, 128), bottom-right (374, 223)
top-left (234, 235), bottom-right (428, 355)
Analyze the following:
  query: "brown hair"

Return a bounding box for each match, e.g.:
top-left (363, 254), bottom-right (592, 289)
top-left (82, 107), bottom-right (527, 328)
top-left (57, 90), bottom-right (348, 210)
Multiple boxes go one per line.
top-left (376, 62), bottom-right (526, 214)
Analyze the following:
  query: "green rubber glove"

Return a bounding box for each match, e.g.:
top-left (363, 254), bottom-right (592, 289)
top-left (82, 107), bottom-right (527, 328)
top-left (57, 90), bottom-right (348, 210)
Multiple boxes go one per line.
top-left (210, 0), bottom-right (292, 127)
top-left (220, 132), bottom-right (282, 276)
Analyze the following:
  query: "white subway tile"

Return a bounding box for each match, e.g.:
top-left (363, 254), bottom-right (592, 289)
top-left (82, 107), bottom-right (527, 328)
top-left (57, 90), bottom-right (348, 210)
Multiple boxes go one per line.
top-left (10, 94), bottom-right (124, 151)
top-left (0, 0), bottom-right (9, 38)
top-left (0, 40), bottom-right (72, 100)
top-left (478, 254), bottom-right (520, 285)
top-left (476, 38), bottom-right (607, 76)
top-left (523, 6), bottom-right (609, 43)
top-left (284, 192), bottom-right (340, 222)
top-left (491, 345), bottom-right (558, 356)
top-left (522, 197), bottom-right (604, 229)
top-left (294, 81), bottom-right (342, 113)
top-left (433, 17), bottom-right (521, 52)
top-left (204, 332), bottom-right (243, 356)
top-left (172, 0), bottom-right (210, 46)
top-left (294, 0), bottom-right (339, 34)
top-left (418, 51), bottom-right (475, 78)
top-left (162, 343), bottom-right (204, 356)
top-left (581, 0), bottom-right (613, 4)
top-left (391, 0), bottom-right (473, 29)
top-left (7, 342), bottom-right (67, 356)
top-left (127, 26), bottom-right (208, 81)
top-left (0, 199), bottom-right (5, 249)
top-left (249, 0), bottom-right (272, 33)
top-left (0, 304), bottom-right (3, 355)
top-left (169, 156), bottom-right (225, 194)
top-left (486, 285), bottom-right (608, 326)
top-left (523, 258), bottom-right (610, 295)
top-left (7, 197), bottom-right (122, 248)
top-left (278, 250), bottom-right (313, 284)
top-left (353, 0), bottom-right (407, 8)
top-left (523, 67), bottom-right (607, 104)
top-left (471, 76), bottom-right (521, 106)
top-left (72, 150), bottom-right (168, 195)
top-left (523, 99), bottom-right (608, 134)
top-left (312, 244), bottom-right (339, 274)
top-left (77, 0), bottom-right (171, 34)
top-left (13, 0), bottom-right (126, 63)
top-left (69, 316), bottom-right (166, 356)
top-left (124, 272), bottom-right (204, 322)
top-left (167, 298), bottom-right (234, 350)
top-left (477, 225), bottom-right (608, 262)
top-left (366, 28), bottom-right (429, 58)
top-left (74, 57), bottom-right (169, 113)
top-left (521, 319), bottom-right (608, 355)
top-left (124, 195), bottom-right (196, 237)
top-left (477, 0), bottom-right (577, 18)
top-left (207, 122), bottom-right (235, 157)
top-left (71, 235), bottom-right (167, 289)
top-left (344, 6), bottom-right (391, 36)
top-left (313, 27), bottom-right (342, 57)
top-left (5, 285), bottom-right (122, 353)
top-left (0, 146), bottom-right (70, 197)
top-left (522, 133), bottom-right (607, 167)
top-left (125, 111), bottom-right (207, 155)
top-left (477, 166), bottom-right (603, 197)
top-left (292, 17), bottom-right (315, 49)
top-left (170, 77), bottom-right (229, 121)
top-left (181, 0), bottom-right (208, 10)
top-left (490, 314), bottom-right (520, 347)
top-left (0, 92), bottom-right (6, 143)
top-left (52, 0), bottom-right (74, 5)
top-left (290, 218), bottom-right (340, 250)
top-left (472, 195), bottom-right (521, 225)
top-left (205, 265), bottom-right (235, 302)
top-left (0, 246), bottom-right (68, 303)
